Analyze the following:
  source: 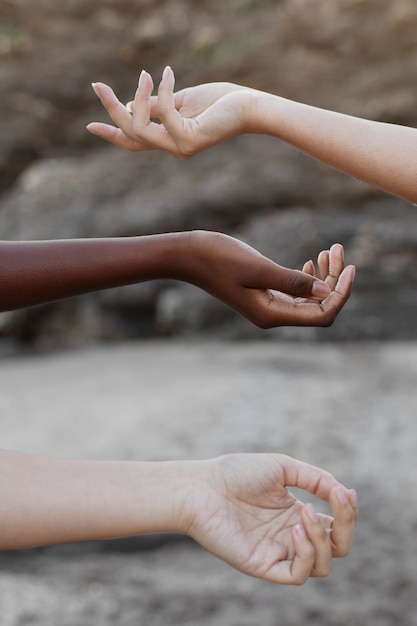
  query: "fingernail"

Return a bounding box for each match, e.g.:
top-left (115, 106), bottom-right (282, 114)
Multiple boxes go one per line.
top-left (337, 487), bottom-right (348, 505)
top-left (91, 82), bottom-right (99, 96)
top-left (295, 524), bottom-right (306, 539)
top-left (305, 503), bottom-right (319, 523)
top-left (349, 489), bottom-right (358, 507)
top-left (138, 69), bottom-right (146, 88)
top-left (311, 281), bottom-right (330, 298)
top-left (162, 65), bottom-right (175, 85)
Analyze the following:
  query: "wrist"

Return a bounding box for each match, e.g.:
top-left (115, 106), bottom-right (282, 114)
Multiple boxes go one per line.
top-left (184, 229), bottom-right (231, 290)
top-left (171, 458), bottom-right (221, 540)
top-left (243, 90), bottom-right (272, 135)
top-left (157, 231), bottom-right (196, 282)
top-left (148, 459), bottom-right (209, 536)
top-left (244, 90), bottom-right (297, 139)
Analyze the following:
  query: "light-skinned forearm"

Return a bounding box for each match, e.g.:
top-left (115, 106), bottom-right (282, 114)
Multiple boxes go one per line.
top-left (0, 449), bottom-right (358, 584)
top-left (249, 91), bottom-right (417, 204)
top-left (0, 449), bottom-right (193, 549)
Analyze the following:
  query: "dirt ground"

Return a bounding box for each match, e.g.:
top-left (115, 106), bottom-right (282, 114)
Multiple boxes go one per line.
top-left (0, 339), bottom-right (416, 626)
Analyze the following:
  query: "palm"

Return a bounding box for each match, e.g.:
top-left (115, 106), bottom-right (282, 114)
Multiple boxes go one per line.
top-left (190, 232), bottom-right (354, 329)
top-left (172, 83), bottom-right (245, 120)
top-left (88, 77), bottom-right (249, 155)
top-left (189, 455), bottom-right (328, 582)
top-left (195, 490), bottom-right (301, 579)
top-left (177, 86), bottom-right (251, 152)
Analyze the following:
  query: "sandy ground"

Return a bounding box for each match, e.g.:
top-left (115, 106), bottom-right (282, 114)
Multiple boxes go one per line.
top-left (0, 339), bottom-right (416, 626)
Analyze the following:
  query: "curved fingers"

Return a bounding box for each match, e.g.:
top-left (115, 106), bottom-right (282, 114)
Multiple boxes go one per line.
top-left (239, 240), bottom-right (354, 328)
top-left (325, 243), bottom-right (345, 291)
top-left (91, 82), bottom-right (141, 141)
top-left (86, 122), bottom-right (146, 150)
top-left (319, 263), bottom-right (356, 323)
top-left (317, 249), bottom-right (330, 281)
top-left (156, 66), bottom-right (189, 151)
top-left (130, 70), bottom-right (156, 138)
top-left (302, 259), bottom-right (315, 276)
top-left (247, 262), bottom-right (354, 329)
top-left (328, 486), bottom-right (359, 557)
top-left (300, 504), bottom-right (333, 577)
top-left (88, 76), bottom-right (179, 154)
top-left (277, 457), bottom-right (358, 580)
top-left (266, 524), bottom-right (315, 585)
top-left (129, 71), bottom-right (181, 154)
top-left (279, 262), bottom-right (354, 328)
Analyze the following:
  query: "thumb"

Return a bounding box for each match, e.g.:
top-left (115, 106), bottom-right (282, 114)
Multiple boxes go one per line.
top-left (268, 266), bottom-right (330, 300)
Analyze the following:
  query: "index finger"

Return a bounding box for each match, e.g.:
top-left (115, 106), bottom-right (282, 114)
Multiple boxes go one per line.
top-left (91, 82), bottom-right (140, 140)
top-left (280, 455), bottom-right (343, 501)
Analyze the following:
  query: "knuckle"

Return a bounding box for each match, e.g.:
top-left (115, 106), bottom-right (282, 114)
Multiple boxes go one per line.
top-left (318, 311), bottom-right (336, 327)
top-left (156, 99), bottom-right (170, 116)
top-left (289, 568), bottom-right (310, 586)
top-left (177, 152), bottom-right (192, 161)
top-left (333, 544), bottom-right (349, 558)
top-left (314, 561), bottom-right (333, 578)
top-left (131, 124), bottom-right (145, 140)
top-left (285, 271), bottom-right (310, 297)
top-left (317, 525), bottom-right (328, 541)
top-left (175, 139), bottom-right (197, 159)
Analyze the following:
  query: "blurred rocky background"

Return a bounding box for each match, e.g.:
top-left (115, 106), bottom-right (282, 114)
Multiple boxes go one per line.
top-left (1, 0), bottom-right (417, 350)
top-left (2, 5), bottom-right (417, 626)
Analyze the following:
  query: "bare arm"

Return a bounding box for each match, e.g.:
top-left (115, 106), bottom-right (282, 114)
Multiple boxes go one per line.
top-left (0, 449), bottom-right (357, 585)
top-left (88, 67), bottom-right (417, 203)
top-left (0, 232), bottom-right (355, 329)
top-left (0, 233), bottom-right (190, 311)
top-left (0, 449), bottom-right (184, 548)
top-left (250, 92), bottom-right (417, 204)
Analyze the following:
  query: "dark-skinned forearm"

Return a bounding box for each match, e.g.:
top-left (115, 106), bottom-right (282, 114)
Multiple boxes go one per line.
top-left (0, 233), bottom-right (191, 312)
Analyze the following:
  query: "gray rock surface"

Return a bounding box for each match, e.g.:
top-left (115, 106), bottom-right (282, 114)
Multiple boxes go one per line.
top-left (1, 3), bottom-right (417, 624)
top-left (1, 0), bottom-right (417, 346)
top-left (1, 339), bottom-right (416, 625)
